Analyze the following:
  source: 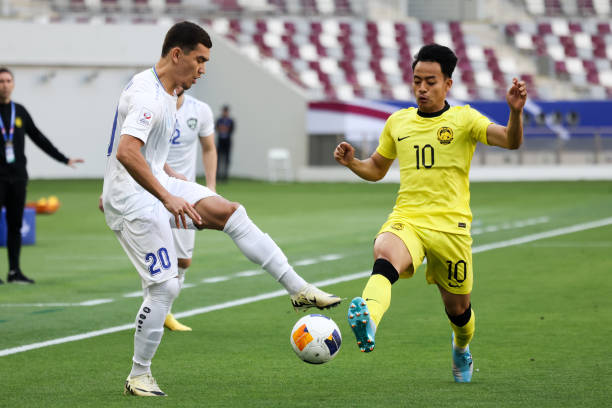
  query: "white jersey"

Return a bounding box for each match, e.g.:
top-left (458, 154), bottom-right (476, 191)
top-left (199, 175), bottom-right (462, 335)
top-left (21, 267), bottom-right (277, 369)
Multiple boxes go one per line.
top-left (102, 68), bottom-right (178, 230)
top-left (166, 94), bottom-right (214, 182)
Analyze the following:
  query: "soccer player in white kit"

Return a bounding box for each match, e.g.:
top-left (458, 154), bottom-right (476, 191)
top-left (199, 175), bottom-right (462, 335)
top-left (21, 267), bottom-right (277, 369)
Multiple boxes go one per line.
top-left (162, 88), bottom-right (216, 331)
top-left (102, 22), bottom-right (341, 397)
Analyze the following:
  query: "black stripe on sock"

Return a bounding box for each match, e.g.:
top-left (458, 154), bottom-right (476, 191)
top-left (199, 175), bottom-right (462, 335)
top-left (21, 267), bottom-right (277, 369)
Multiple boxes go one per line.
top-left (372, 258), bottom-right (399, 284)
top-left (446, 303), bottom-right (472, 327)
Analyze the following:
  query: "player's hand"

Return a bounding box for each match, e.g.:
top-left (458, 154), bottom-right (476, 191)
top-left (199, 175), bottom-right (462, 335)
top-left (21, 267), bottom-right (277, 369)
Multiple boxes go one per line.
top-left (98, 195), bottom-right (104, 213)
top-left (163, 194), bottom-right (202, 229)
top-left (68, 158), bottom-right (84, 168)
top-left (163, 163), bottom-right (187, 180)
top-left (334, 142), bottom-right (355, 167)
top-left (507, 78), bottom-right (527, 113)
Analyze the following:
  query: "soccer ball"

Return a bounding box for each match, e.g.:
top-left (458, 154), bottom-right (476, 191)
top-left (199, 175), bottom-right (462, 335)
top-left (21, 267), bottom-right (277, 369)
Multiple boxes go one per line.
top-left (290, 314), bottom-right (342, 364)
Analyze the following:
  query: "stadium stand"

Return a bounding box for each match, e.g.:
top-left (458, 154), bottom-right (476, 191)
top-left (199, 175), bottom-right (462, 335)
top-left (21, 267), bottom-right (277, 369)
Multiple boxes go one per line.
top-left (202, 17), bottom-right (534, 101)
top-left (521, 0), bottom-right (611, 16)
top-left (2, 0), bottom-right (612, 181)
top-left (505, 18), bottom-right (612, 98)
top-left (9, 0), bottom-right (608, 102)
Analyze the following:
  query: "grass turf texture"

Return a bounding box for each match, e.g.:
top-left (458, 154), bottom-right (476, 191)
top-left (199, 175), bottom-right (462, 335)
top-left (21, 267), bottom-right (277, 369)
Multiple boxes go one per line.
top-left (1, 179), bottom-right (611, 407)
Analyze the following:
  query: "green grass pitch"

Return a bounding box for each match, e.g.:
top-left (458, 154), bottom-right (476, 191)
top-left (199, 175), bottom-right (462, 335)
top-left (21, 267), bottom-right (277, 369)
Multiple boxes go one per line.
top-left (1, 179), bottom-right (611, 407)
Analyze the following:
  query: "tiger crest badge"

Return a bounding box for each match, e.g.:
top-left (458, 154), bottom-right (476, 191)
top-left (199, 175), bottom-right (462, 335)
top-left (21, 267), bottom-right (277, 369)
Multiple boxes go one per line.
top-left (437, 127), bottom-right (453, 145)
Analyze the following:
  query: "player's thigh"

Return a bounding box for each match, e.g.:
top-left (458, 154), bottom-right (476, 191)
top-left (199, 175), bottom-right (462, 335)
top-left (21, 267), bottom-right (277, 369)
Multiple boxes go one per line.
top-left (166, 177), bottom-right (218, 206)
top-left (376, 219), bottom-right (425, 278)
top-left (423, 231), bottom-right (473, 295)
top-left (165, 178), bottom-right (227, 228)
top-left (115, 206), bottom-right (178, 287)
top-left (172, 228), bottom-right (195, 260)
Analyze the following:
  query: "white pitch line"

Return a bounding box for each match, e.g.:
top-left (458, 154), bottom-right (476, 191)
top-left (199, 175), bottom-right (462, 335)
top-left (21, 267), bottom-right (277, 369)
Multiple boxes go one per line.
top-left (471, 216), bottom-right (549, 236)
top-left (471, 217), bottom-right (612, 254)
top-left (0, 299), bottom-right (114, 308)
top-left (2, 217), bottom-right (611, 357)
top-left (201, 276), bottom-right (230, 283)
top-left (234, 270), bottom-right (264, 277)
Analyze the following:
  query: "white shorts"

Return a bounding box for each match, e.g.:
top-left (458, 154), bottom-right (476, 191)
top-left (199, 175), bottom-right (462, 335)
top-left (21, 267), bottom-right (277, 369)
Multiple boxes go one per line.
top-left (114, 178), bottom-right (217, 287)
top-left (172, 228), bottom-right (196, 259)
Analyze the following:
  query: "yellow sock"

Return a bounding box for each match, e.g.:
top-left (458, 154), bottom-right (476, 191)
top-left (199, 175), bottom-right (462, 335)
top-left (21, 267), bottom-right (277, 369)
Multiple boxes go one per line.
top-left (361, 274), bottom-right (392, 327)
top-left (450, 308), bottom-right (475, 348)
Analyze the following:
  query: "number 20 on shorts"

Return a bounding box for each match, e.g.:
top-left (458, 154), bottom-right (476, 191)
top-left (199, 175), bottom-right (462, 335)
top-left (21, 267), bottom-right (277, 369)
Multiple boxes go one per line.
top-left (145, 248), bottom-right (171, 276)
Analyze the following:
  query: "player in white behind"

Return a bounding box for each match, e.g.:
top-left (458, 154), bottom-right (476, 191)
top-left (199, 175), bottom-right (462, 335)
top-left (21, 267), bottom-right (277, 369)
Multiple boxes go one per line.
top-left (162, 88), bottom-right (217, 332)
top-left (102, 21), bottom-right (341, 397)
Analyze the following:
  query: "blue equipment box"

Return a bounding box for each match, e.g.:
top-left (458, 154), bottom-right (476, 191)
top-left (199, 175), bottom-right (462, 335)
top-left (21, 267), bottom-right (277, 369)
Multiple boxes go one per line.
top-left (0, 207), bottom-right (36, 246)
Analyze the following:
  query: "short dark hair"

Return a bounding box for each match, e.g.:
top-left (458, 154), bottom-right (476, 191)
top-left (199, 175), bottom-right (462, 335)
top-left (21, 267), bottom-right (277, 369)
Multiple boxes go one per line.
top-left (0, 67), bottom-right (13, 78)
top-left (411, 44), bottom-right (457, 78)
top-left (161, 21), bottom-right (212, 57)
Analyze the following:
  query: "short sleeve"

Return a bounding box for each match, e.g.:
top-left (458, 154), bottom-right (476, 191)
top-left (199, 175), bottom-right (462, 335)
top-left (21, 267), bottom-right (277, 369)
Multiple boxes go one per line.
top-left (376, 115), bottom-right (397, 160)
top-left (199, 102), bottom-right (215, 137)
top-left (120, 92), bottom-right (160, 144)
top-left (465, 106), bottom-right (492, 145)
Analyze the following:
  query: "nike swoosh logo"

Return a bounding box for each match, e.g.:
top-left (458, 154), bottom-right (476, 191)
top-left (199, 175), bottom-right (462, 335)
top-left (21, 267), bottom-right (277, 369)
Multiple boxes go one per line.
top-left (398, 136), bottom-right (410, 141)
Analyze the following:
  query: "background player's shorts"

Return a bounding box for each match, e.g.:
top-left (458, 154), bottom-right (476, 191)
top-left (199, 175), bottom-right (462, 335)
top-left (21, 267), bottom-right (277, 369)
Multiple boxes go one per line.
top-left (378, 216), bottom-right (473, 294)
top-left (172, 228), bottom-right (196, 259)
top-left (114, 178), bottom-right (217, 287)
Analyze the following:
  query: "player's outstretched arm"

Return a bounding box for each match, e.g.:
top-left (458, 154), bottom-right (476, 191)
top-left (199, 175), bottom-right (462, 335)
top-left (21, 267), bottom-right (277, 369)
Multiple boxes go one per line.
top-left (116, 134), bottom-right (201, 228)
top-left (334, 141), bottom-right (393, 182)
top-left (486, 78), bottom-right (527, 150)
top-left (200, 132), bottom-right (217, 192)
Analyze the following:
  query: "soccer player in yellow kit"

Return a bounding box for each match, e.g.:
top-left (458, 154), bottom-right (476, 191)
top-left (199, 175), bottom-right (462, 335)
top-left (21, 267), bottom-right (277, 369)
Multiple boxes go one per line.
top-left (334, 44), bottom-right (527, 383)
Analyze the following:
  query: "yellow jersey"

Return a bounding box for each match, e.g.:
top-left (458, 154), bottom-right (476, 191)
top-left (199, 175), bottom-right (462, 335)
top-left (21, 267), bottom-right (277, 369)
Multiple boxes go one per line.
top-left (376, 102), bottom-right (492, 235)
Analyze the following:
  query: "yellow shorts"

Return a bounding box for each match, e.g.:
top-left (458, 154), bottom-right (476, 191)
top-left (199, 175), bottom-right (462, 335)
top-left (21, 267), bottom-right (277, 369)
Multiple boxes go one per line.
top-left (377, 217), bottom-right (473, 294)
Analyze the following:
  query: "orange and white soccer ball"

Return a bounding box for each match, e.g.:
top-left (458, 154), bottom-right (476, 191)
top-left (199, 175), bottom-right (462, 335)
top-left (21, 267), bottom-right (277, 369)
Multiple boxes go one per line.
top-left (290, 314), bottom-right (342, 364)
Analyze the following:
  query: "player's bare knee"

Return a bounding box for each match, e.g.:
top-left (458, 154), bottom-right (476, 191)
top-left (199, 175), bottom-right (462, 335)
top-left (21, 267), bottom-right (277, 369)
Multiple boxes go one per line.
top-left (220, 202), bottom-right (242, 228)
top-left (445, 301), bottom-right (470, 317)
top-left (178, 258), bottom-right (191, 269)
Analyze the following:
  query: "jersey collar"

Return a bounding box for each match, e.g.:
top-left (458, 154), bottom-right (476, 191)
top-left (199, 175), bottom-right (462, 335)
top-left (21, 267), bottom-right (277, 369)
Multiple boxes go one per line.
top-left (417, 101), bottom-right (450, 118)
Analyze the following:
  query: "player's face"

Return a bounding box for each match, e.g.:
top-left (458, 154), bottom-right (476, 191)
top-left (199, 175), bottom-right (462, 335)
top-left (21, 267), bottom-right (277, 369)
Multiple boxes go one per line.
top-left (412, 61), bottom-right (452, 113)
top-left (175, 43), bottom-right (210, 91)
top-left (0, 72), bottom-right (14, 102)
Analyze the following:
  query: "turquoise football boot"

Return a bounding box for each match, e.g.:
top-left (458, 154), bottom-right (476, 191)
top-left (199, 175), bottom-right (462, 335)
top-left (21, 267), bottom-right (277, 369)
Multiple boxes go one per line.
top-left (347, 297), bottom-right (376, 352)
top-left (451, 333), bottom-right (473, 382)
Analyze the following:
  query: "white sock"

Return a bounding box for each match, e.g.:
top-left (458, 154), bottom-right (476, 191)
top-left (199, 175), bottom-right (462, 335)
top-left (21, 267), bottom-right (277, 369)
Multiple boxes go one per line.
top-left (223, 205), bottom-right (307, 294)
top-left (130, 278), bottom-right (180, 377)
top-left (453, 341), bottom-right (468, 353)
top-left (168, 267), bottom-right (187, 315)
top-left (177, 267), bottom-right (186, 288)
top-left (130, 361), bottom-right (149, 377)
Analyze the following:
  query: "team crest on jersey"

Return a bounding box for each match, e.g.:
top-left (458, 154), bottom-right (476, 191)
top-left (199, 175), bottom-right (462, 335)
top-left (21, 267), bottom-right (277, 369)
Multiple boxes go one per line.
top-left (391, 223), bottom-right (403, 231)
top-left (15, 117), bottom-right (22, 128)
top-left (187, 118), bottom-right (198, 130)
top-left (437, 127), bottom-right (453, 145)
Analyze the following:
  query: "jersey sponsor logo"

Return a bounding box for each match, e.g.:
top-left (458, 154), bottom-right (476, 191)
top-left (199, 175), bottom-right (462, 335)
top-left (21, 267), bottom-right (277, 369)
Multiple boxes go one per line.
top-left (437, 127), bottom-right (453, 145)
top-left (458, 222), bottom-right (466, 228)
top-left (397, 135), bottom-right (410, 141)
top-left (391, 223), bottom-right (404, 231)
top-left (15, 117), bottom-right (22, 128)
top-left (187, 117), bottom-right (198, 130)
top-left (138, 108), bottom-right (153, 128)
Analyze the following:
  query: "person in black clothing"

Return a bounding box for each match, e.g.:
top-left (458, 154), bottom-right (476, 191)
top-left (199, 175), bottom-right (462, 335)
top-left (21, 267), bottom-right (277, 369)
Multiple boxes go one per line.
top-left (0, 67), bottom-right (83, 284)
top-left (215, 105), bottom-right (234, 181)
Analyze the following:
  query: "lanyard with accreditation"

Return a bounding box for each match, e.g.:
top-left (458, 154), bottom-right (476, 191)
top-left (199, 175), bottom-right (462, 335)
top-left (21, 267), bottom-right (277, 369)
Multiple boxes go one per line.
top-left (0, 102), bottom-right (15, 163)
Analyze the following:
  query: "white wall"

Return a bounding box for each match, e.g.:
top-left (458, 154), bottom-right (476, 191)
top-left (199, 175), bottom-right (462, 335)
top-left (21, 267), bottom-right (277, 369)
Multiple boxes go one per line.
top-left (1, 21), bottom-right (170, 178)
top-left (2, 21), bottom-right (308, 180)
